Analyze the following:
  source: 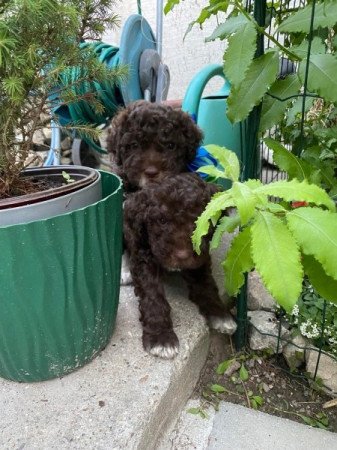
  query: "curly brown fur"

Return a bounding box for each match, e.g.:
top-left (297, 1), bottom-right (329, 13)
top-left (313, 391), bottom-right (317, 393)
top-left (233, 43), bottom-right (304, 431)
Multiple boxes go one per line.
top-left (107, 100), bottom-right (203, 192)
top-left (123, 173), bottom-right (236, 359)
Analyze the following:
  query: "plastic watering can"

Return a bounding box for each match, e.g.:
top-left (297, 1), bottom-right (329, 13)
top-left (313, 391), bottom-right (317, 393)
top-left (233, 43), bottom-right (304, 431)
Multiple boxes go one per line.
top-left (182, 64), bottom-right (243, 161)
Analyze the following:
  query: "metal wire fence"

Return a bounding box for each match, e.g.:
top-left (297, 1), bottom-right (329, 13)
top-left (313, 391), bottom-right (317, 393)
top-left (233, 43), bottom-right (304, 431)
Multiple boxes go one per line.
top-left (235, 0), bottom-right (337, 396)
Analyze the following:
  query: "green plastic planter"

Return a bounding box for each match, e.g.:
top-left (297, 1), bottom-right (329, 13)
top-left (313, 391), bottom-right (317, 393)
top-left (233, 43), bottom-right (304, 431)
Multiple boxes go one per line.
top-left (0, 171), bottom-right (123, 382)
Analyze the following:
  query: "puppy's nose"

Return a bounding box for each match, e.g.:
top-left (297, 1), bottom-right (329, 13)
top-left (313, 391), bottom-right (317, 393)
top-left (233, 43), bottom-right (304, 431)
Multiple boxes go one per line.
top-left (175, 249), bottom-right (191, 261)
top-left (144, 166), bottom-right (159, 178)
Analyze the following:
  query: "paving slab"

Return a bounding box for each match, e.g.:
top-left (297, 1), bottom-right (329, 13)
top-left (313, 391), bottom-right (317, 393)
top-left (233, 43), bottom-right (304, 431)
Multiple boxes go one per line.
top-left (0, 275), bottom-right (210, 450)
top-left (162, 399), bottom-right (337, 450)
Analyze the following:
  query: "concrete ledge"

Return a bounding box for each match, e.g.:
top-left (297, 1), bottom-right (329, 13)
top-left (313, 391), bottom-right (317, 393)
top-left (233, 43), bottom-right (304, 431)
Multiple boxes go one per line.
top-left (163, 400), bottom-right (337, 450)
top-left (0, 275), bottom-right (210, 449)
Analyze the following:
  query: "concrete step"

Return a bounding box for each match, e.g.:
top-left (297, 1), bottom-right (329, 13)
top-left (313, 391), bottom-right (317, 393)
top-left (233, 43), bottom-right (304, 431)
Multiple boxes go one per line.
top-left (161, 399), bottom-right (337, 450)
top-left (0, 276), bottom-right (210, 449)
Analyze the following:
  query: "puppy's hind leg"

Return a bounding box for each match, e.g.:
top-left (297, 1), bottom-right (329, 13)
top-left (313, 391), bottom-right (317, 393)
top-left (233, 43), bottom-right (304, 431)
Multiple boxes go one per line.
top-left (182, 262), bottom-right (237, 336)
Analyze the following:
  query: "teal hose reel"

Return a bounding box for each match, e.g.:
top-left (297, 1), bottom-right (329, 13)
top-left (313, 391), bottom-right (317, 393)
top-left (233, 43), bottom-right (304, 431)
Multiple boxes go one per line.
top-left (182, 64), bottom-right (244, 179)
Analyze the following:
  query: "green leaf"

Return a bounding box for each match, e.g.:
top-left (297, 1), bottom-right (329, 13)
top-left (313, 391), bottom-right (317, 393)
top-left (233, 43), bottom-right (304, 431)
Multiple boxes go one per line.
top-left (204, 145), bottom-right (240, 182)
top-left (206, 14), bottom-right (250, 42)
top-left (227, 50), bottom-right (279, 123)
top-left (290, 37), bottom-right (326, 60)
top-left (239, 364), bottom-right (249, 381)
top-left (211, 384), bottom-right (227, 393)
top-left (252, 395), bottom-right (264, 406)
top-left (287, 207), bottom-right (337, 281)
top-left (302, 254), bottom-right (337, 304)
top-left (216, 358), bottom-right (236, 375)
top-left (164, 0), bottom-right (181, 14)
top-left (251, 211), bottom-right (303, 311)
top-left (286, 96), bottom-right (314, 127)
top-left (223, 21), bottom-right (257, 88)
top-left (192, 191), bottom-right (235, 254)
top-left (210, 214), bottom-right (241, 250)
top-left (231, 182), bottom-right (259, 225)
top-left (251, 399), bottom-right (258, 410)
top-left (260, 74), bottom-right (301, 132)
top-left (299, 54), bottom-right (337, 102)
top-left (278, 1), bottom-right (337, 34)
top-left (264, 138), bottom-right (314, 181)
top-left (196, 165), bottom-right (228, 180)
top-left (223, 226), bottom-right (254, 296)
top-left (255, 179), bottom-right (336, 212)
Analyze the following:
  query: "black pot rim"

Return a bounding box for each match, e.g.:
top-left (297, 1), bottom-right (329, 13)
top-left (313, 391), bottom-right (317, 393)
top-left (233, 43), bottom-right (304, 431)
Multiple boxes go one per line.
top-left (0, 165), bottom-right (99, 210)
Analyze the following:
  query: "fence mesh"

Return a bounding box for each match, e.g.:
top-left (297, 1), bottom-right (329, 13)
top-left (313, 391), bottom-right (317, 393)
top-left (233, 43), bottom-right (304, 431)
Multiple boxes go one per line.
top-left (235, 0), bottom-right (337, 397)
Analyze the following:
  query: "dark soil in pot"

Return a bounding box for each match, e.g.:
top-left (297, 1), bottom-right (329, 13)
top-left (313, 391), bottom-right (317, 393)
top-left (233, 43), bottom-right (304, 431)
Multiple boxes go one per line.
top-left (0, 165), bottom-right (99, 209)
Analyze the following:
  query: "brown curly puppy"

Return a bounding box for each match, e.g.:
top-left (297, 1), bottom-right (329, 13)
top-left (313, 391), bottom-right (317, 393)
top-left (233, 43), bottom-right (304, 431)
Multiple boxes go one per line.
top-left (107, 100), bottom-right (203, 192)
top-left (124, 173), bottom-right (236, 359)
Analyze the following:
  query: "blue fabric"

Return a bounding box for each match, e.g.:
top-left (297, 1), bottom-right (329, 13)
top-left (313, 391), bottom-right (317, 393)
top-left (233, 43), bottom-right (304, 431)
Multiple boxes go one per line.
top-left (187, 146), bottom-right (221, 179)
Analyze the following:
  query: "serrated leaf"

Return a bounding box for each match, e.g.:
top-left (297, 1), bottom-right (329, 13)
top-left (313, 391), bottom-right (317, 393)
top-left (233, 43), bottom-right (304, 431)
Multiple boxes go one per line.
top-left (196, 165), bottom-right (228, 180)
top-left (251, 211), bottom-right (302, 311)
top-left (223, 226), bottom-right (254, 296)
top-left (302, 254), bottom-right (337, 304)
top-left (206, 14), bottom-right (250, 42)
top-left (192, 191), bottom-right (235, 254)
top-left (227, 50), bottom-right (279, 123)
top-left (216, 358), bottom-right (236, 375)
top-left (263, 138), bottom-right (314, 181)
top-left (239, 364), bottom-right (249, 381)
top-left (223, 22), bottom-right (257, 88)
top-left (299, 54), bottom-right (337, 103)
top-left (210, 214), bottom-right (240, 250)
top-left (260, 74), bottom-right (301, 132)
top-left (244, 179), bottom-right (263, 189)
top-left (286, 96), bottom-right (314, 126)
top-left (231, 182), bottom-right (259, 225)
top-left (287, 207), bottom-right (337, 281)
top-left (290, 37), bottom-right (326, 60)
top-left (204, 145), bottom-right (240, 182)
top-left (278, 1), bottom-right (337, 34)
top-left (264, 202), bottom-right (286, 214)
top-left (255, 179), bottom-right (336, 212)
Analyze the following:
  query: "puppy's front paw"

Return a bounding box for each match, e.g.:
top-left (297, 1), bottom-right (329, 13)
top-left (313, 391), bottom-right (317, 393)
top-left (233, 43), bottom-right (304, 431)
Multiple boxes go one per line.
top-left (143, 330), bottom-right (179, 359)
top-left (208, 314), bottom-right (237, 335)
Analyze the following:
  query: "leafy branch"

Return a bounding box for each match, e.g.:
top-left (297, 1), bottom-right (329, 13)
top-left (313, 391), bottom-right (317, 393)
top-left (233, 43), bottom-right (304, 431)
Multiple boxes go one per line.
top-left (192, 146), bottom-right (337, 312)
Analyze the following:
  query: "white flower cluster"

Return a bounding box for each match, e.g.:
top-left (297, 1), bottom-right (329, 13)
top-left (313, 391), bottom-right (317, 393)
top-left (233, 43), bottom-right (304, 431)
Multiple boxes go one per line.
top-left (299, 319), bottom-right (320, 339)
top-left (291, 304), bottom-right (299, 324)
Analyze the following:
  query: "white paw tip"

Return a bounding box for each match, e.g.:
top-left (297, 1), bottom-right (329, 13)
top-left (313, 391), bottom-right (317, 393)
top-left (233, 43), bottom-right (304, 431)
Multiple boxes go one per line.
top-left (120, 268), bottom-right (133, 286)
top-left (209, 315), bottom-right (237, 335)
top-left (149, 344), bottom-right (179, 359)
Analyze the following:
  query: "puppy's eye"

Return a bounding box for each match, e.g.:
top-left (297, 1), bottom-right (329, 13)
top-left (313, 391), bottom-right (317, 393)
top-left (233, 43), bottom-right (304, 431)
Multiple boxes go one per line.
top-left (167, 142), bottom-right (176, 150)
top-left (129, 142), bottom-right (139, 150)
top-left (159, 217), bottom-right (167, 225)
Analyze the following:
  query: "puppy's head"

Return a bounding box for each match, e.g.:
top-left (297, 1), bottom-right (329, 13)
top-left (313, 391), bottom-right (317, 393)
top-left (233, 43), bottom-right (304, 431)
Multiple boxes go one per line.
top-left (107, 101), bottom-right (203, 191)
top-left (124, 174), bottom-right (219, 271)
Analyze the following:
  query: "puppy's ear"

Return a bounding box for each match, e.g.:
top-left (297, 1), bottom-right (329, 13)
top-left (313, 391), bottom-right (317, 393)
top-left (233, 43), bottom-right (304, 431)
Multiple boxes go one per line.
top-left (185, 118), bottom-right (204, 162)
top-left (107, 105), bottom-right (132, 165)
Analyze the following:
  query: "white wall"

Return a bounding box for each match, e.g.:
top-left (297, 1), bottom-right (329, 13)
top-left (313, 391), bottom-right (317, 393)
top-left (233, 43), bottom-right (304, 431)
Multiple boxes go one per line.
top-left (103, 0), bottom-right (227, 100)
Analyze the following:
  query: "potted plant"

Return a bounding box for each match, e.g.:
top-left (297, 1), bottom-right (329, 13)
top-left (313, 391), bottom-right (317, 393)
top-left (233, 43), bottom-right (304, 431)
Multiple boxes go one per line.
top-left (0, 0), bottom-right (124, 382)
